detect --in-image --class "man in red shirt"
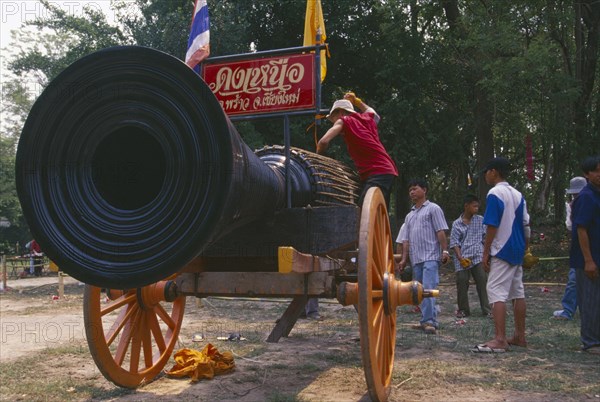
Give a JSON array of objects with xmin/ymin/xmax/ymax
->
[
  {"xmin": 317, "ymin": 93, "xmax": 398, "ymax": 208},
  {"xmin": 27, "ymin": 239, "xmax": 43, "ymax": 276}
]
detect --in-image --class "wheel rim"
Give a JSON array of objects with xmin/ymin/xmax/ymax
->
[
  {"xmin": 83, "ymin": 282, "xmax": 185, "ymax": 388},
  {"xmin": 358, "ymin": 187, "xmax": 396, "ymax": 402}
]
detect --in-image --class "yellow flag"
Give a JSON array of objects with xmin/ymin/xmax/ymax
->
[{"xmin": 303, "ymin": 0, "xmax": 327, "ymax": 82}]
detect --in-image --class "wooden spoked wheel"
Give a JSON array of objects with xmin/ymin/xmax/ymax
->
[
  {"xmin": 83, "ymin": 280, "xmax": 186, "ymax": 388},
  {"xmin": 358, "ymin": 187, "xmax": 396, "ymax": 402}
]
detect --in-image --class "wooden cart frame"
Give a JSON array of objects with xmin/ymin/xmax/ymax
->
[
  {"xmin": 16, "ymin": 46, "xmax": 439, "ymax": 402},
  {"xmin": 82, "ymin": 188, "xmax": 437, "ymax": 402}
]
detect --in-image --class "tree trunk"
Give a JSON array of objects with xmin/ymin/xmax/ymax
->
[
  {"xmin": 573, "ymin": 0, "xmax": 600, "ymax": 159},
  {"xmin": 474, "ymin": 83, "xmax": 495, "ymax": 205},
  {"xmin": 441, "ymin": 0, "xmax": 495, "ymax": 206},
  {"xmin": 533, "ymin": 151, "xmax": 552, "ymax": 214}
]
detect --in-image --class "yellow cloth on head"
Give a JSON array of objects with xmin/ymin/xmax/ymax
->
[{"xmin": 165, "ymin": 344, "xmax": 235, "ymax": 382}]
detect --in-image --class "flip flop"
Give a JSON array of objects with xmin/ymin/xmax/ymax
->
[
  {"xmin": 217, "ymin": 333, "xmax": 247, "ymax": 341},
  {"xmin": 585, "ymin": 346, "xmax": 600, "ymax": 355},
  {"xmin": 471, "ymin": 344, "xmax": 507, "ymax": 353}
]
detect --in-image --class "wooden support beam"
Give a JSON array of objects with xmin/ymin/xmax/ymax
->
[
  {"xmin": 58, "ymin": 272, "xmax": 65, "ymax": 298},
  {"xmin": 176, "ymin": 272, "xmax": 335, "ymax": 298},
  {"xmin": 266, "ymin": 295, "xmax": 308, "ymax": 343},
  {"xmin": 277, "ymin": 247, "xmax": 351, "ymax": 273}
]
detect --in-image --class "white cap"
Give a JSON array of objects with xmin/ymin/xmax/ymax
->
[
  {"xmin": 566, "ymin": 176, "xmax": 586, "ymax": 194},
  {"xmin": 326, "ymin": 99, "xmax": 356, "ymax": 119}
]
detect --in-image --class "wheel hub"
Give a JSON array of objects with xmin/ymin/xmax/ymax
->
[
  {"xmin": 136, "ymin": 280, "xmax": 178, "ymax": 310},
  {"xmin": 337, "ymin": 276, "xmax": 439, "ymax": 312}
]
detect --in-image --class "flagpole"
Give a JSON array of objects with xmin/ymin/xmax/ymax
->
[
  {"xmin": 315, "ymin": 30, "xmax": 322, "ymax": 116},
  {"xmin": 284, "ymin": 115, "xmax": 291, "ymax": 208}
]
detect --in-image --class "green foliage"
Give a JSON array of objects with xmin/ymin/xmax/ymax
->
[
  {"xmin": 9, "ymin": 0, "xmax": 125, "ymax": 83},
  {"xmin": 0, "ymin": 135, "xmax": 25, "ymax": 254},
  {"xmin": 2, "ymin": 0, "xmax": 600, "ymax": 234},
  {"xmin": 1, "ymin": 80, "xmax": 34, "ymax": 252},
  {"xmin": 118, "ymin": 0, "xmax": 189, "ymax": 57}
]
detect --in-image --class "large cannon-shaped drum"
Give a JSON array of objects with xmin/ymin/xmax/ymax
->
[
  {"xmin": 16, "ymin": 47, "xmax": 436, "ymax": 402},
  {"xmin": 16, "ymin": 46, "xmax": 359, "ymax": 289}
]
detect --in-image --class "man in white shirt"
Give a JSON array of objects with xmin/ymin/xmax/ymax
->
[{"xmin": 473, "ymin": 157, "xmax": 530, "ymax": 353}]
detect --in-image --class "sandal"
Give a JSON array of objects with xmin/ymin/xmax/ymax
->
[
  {"xmin": 585, "ymin": 346, "xmax": 600, "ymax": 355},
  {"xmin": 471, "ymin": 344, "xmax": 507, "ymax": 353}
]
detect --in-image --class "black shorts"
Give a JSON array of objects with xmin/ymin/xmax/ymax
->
[{"xmin": 358, "ymin": 174, "xmax": 396, "ymax": 209}]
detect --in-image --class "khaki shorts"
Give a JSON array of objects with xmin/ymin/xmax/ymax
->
[{"xmin": 486, "ymin": 257, "xmax": 525, "ymax": 303}]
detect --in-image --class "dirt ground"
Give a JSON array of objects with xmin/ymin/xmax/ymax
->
[{"xmin": 1, "ymin": 273, "xmax": 598, "ymax": 402}]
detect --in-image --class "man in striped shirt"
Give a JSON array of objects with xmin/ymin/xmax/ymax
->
[
  {"xmin": 450, "ymin": 194, "xmax": 490, "ymax": 318},
  {"xmin": 399, "ymin": 179, "xmax": 449, "ymax": 335}
]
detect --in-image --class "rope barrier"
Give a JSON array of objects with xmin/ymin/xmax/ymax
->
[{"xmin": 437, "ymin": 282, "xmax": 568, "ymax": 287}]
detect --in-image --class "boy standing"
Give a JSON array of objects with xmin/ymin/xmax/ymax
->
[
  {"xmin": 473, "ymin": 157, "xmax": 530, "ymax": 353},
  {"xmin": 450, "ymin": 195, "xmax": 491, "ymax": 318}
]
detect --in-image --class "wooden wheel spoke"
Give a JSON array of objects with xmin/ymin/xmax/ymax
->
[
  {"xmin": 141, "ymin": 312, "xmax": 154, "ymax": 369},
  {"xmin": 377, "ymin": 212, "xmax": 392, "ymax": 276},
  {"xmin": 375, "ymin": 313, "xmax": 393, "ymax": 384},
  {"xmin": 129, "ymin": 310, "xmax": 143, "ymax": 373},
  {"xmin": 154, "ymin": 303, "xmax": 176, "ymax": 329},
  {"xmin": 373, "ymin": 301, "xmax": 384, "ymax": 348},
  {"xmin": 101, "ymin": 293, "xmax": 136, "ymax": 316},
  {"xmin": 380, "ymin": 316, "xmax": 392, "ymax": 354},
  {"xmin": 106, "ymin": 303, "xmax": 137, "ymax": 347},
  {"xmin": 376, "ymin": 324, "xmax": 386, "ymax": 370},
  {"xmin": 381, "ymin": 333, "xmax": 390, "ymax": 380},
  {"xmin": 373, "ymin": 223, "xmax": 384, "ymax": 265},
  {"xmin": 370, "ymin": 256, "xmax": 384, "ymax": 289},
  {"xmin": 148, "ymin": 308, "xmax": 167, "ymax": 355},
  {"xmin": 371, "ymin": 289, "xmax": 383, "ymax": 299},
  {"xmin": 114, "ymin": 310, "xmax": 137, "ymax": 366}
]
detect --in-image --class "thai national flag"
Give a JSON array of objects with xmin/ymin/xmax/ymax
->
[{"xmin": 185, "ymin": 0, "xmax": 210, "ymax": 73}]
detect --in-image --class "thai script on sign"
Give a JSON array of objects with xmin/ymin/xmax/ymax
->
[{"xmin": 203, "ymin": 53, "xmax": 316, "ymax": 116}]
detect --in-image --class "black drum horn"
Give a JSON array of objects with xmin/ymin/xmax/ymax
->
[{"xmin": 16, "ymin": 46, "xmax": 358, "ymax": 289}]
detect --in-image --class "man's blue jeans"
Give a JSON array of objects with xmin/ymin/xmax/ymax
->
[
  {"xmin": 413, "ymin": 260, "xmax": 440, "ymax": 328},
  {"xmin": 560, "ymin": 268, "xmax": 578, "ymax": 318}
]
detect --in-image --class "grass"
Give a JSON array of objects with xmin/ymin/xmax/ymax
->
[
  {"xmin": 1, "ymin": 241, "xmax": 599, "ymax": 401},
  {"xmin": 180, "ymin": 279, "xmax": 600, "ymax": 399},
  {"xmin": 390, "ymin": 267, "xmax": 600, "ymax": 398},
  {"xmin": 321, "ymin": 348, "xmax": 362, "ymax": 365},
  {"xmin": 265, "ymin": 390, "xmax": 307, "ymax": 402},
  {"xmin": 0, "ymin": 344, "xmax": 133, "ymax": 401}
]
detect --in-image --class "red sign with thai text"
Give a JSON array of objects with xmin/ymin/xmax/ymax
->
[{"xmin": 202, "ymin": 53, "xmax": 316, "ymax": 116}]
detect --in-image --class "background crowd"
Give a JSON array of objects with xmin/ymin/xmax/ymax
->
[{"xmin": 395, "ymin": 155, "xmax": 600, "ymax": 355}]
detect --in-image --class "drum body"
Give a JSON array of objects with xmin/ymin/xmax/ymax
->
[
  {"xmin": 201, "ymin": 147, "xmax": 361, "ymax": 268},
  {"xmin": 257, "ymin": 145, "xmax": 359, "ymax": 207}
]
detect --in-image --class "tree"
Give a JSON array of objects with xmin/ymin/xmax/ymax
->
[
  {"xmin": 9, "ymin": 0, "xmax": 126, "ymax": 84},
  {"xmin": 4, "ymin": 0, "xmax": 598, "ymax": 232},
  {"xmin": 572, "ymin": 0, "xmax": 600, "ymax": 160},
  {"xmin": 0, "ymin": 80, "xmax": 35, "ymax": 252}
]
